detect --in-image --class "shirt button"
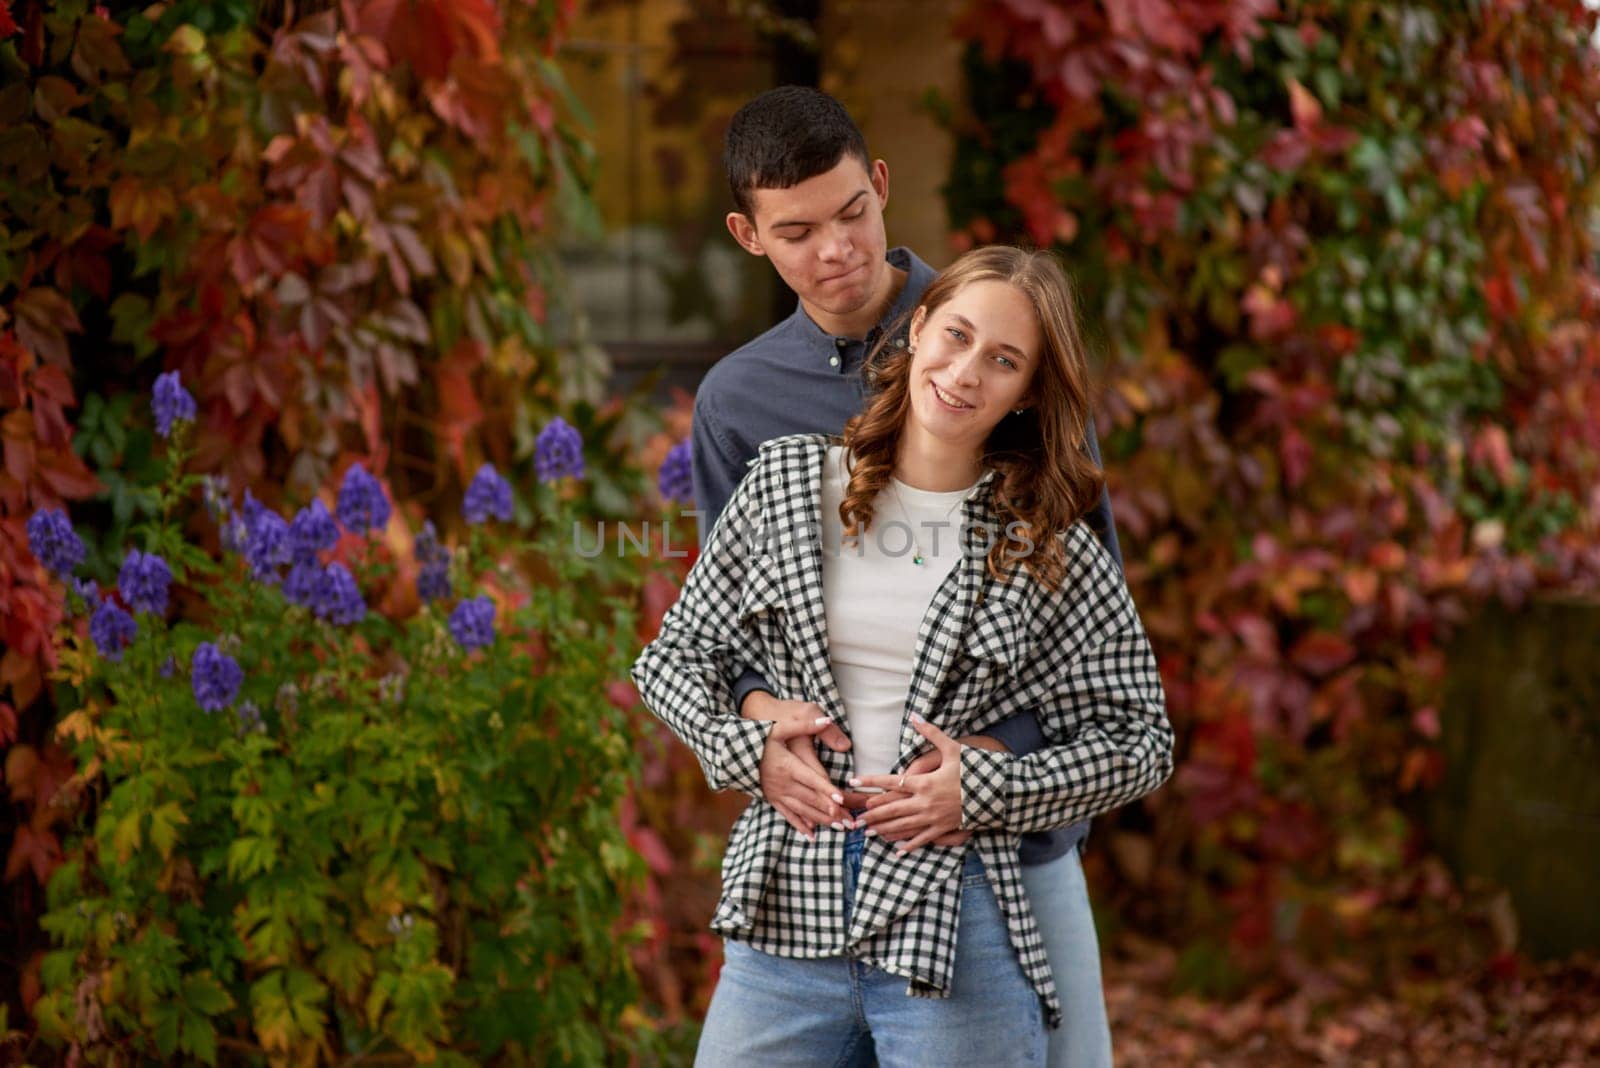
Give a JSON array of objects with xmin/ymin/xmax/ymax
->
[
  {"xmin": 829, "ymin": 356, "xmax": 839, "ymax": 367},
  {"xmin": 894, "ymin": 338, "xmax": 906, "ymax": 348},
  {"xmin": 835, "ymin": 337, "xmax": 848, "ymax": 347}
]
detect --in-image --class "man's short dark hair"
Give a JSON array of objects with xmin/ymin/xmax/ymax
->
[{"xmin": 724, "ymin": 86, "xmax": 870, "ymax": 220}]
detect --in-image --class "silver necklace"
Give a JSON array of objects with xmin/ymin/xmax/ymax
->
[{"xmin": 886, "ymin": 479, "xmax": 968, "ymax": 566}]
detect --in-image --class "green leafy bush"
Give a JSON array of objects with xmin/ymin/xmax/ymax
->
[
  {"xmin": 28, "ymin": 390, "xmax": 642, "ymax": 1064},
  {"xmin": 1, "ymin": 0, "xmax": 652, "ymax": 1045}
]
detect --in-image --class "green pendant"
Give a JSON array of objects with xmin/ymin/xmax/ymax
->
[{"xmin": 913, "ymin": 554, "xmax": 925, "ymax": 565}]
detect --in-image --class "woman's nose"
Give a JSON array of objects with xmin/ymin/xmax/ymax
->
[{"xmin": 948, "ymin": 349, "xmax": 983, "ymax": 385}]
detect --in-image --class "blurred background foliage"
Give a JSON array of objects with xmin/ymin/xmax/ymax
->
[
  {"xmin": 942, "ymin": 0, "xmax": 1600, "ymax": 996},
  {"xmin": 4, "ymin": 0, "xmax": 1600, "ymax": 1062}
]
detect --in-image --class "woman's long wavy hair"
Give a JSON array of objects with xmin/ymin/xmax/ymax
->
[{"xmin": 839, "ymin": 246, "xmax": 1102, "ymax": 591}]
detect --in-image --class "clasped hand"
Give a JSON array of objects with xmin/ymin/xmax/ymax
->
[{"xmin": 741, "ymin": 693, "xmax": 986, "ymax": 852}]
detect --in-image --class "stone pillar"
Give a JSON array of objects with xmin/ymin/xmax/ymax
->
[{"xmin": 1431, "ymin": 596, "xmax": 1600, "ymax": 959}]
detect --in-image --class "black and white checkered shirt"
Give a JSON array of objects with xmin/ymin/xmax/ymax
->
[{"xmin": 631, "ymin": 434, "xmax": 1172, "ymax": 1026}]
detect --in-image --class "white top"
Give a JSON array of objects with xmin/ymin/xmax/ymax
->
[{"xmin": 819, "ymin": 446, "xmax": 977, "ymax": 776}]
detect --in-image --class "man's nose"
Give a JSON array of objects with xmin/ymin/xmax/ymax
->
[{"xmin": 819, "ymin": 222, "xmax": 853, "ymax": 262}]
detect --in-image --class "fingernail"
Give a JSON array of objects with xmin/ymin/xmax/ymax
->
[
  {"xmin": 831, "ymin": 821, "xmax": 843, "ymax": 831},
  {"xmin": 814, "ymin": 716, "xmax": 830, "ymax": 725},
  {"xmin": 848, "ymin": 777, "xmax": 861, "ymax": 787},
  {"xmin": 831, "ymin": 792, "xmax": 844, "ymax": 804},
  {"xmin": 911, "ymin": 712, "xmax": 926, "ymax": 724},
  {"xmin": 865, "ymin": 829, "xmax": 877, "ymax": 838}
]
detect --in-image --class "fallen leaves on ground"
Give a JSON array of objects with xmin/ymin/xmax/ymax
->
[{"xmin": 1105, "ymin": 938, "xmax": 1600, "ymax": 1066}]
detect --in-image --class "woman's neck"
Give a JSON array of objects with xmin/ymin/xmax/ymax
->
[{"xmin": 892, "ymin": 432, "xmax": 982, "ymax": 492}]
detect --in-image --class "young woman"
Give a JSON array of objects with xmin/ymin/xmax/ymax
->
[{"xmin": 632, "ymin": 246, "xmax": 1173, "ymax": 1067}]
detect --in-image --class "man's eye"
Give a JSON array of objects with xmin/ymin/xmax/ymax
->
[{"xmin": 844, "ymin": 209, "xmax": 865, "ymax": 221}]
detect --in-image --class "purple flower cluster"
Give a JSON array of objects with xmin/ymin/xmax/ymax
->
[
  {"xmin": 658, "ymin": 440, "xmax": 693, "ymax": 504},
  {"xmin": 118, "ymin": 549, "xmax": 172, "ymax": 615},
  {"xmin": 289, "ymin": 499, "xmax": 339, "ymax": 565},
  {"xmin": 89, "ymin": 599, "xmax": 137, "ymax": 662},
  {"xmin": 284, "ymin": 561, "xmax": 322, "ymax": 608},
  {"xmin": 415, "ymin": 521, "xmax": 451, "ymax": 604},
  {"xmin": 336, "ymin": 464, "xmax": 391, "ymax": 534},
  {"xmin": 26, "ymin": 508, "xmax": 86, "ymax": 577},
  {"xmin": 282, "ymin": 560, "xmax": 366, "ymax": 625},
  {"xmin": 151, "ymin": 370, "xmax": 197, "ymax": 438},
  {"xmin": 312, "ymin": 563, "xmax": 366, "ymax": 625},
  {"xmin": 448, "ymin": 595, "xmax": 495, "ymax": 651},
  {"xmin": 235, "ymin": 701, "xmax": 265, "ymax": 737},
  {"xmin": 534, "ymin": 417, "xmax": 584, "ymax": 482},
  {"xmin": 222, "ymin": 508, "xmax": 249, "ymax": 556},
  {"xmin": 191, "ymin": 642, "xmax": 243, "ymax": 712},
  {"xmin": 201, "ymin": 474, "xmax": 230, "ymax": 520},
  {"xmin": 463, "ymin": 463, "xmax": 514, "ymax": 524},
  {"xmin": 244, "ymin": 505, "xmax": 291, "ymax": 582}
]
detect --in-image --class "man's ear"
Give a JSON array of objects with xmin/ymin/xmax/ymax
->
[
  {"xmin": 726, "ymin": 212, "xmax": 765, "ymax": 257},
  {"xmin": 871, "ymin": 158, "xmax": 889, "ymax": 210}
]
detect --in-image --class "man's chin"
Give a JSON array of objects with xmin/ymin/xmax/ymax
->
[{"xmin": 808, "ymin": 281, "xmax": 876, "ymax": 316}]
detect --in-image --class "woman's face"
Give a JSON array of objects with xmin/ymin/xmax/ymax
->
[{"xmin": 905, "ymin": 279, "xmax": 1042, "ymax": 454}]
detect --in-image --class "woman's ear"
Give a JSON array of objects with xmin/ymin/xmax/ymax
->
[{"xmin": 908, "ymin": 305, "xmax": 927, "ymax": 349}]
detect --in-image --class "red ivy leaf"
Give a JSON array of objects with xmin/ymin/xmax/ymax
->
[
  {"xmin": 356, "ymin": 0, "xmax": 500, "ymax": 83},
  {"xmin": 628, "ymin": 826, "xmax": 674, "ymax": 876},
  {"xmin": 4, "ymin": 744, "xmax": 38, "ymax": 802},
  {"xmin": 1289, "ymin": 631, "xmax": 1357, "ymax": 677},
  {"xmin": 12, "ymin": 288, "xmax": 81, "ymax": 366},
  {"xmin": 4, "ymin": 822, "xmax": 62, "ymax": 884}
]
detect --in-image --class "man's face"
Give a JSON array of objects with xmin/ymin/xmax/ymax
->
[{"xmin": 727, "ymin": 156, "xmax": 891, "ymax": 321}]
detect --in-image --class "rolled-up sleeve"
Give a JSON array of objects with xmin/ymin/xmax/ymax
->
[
  {"xmin": 632, "ymin": 459, "xmax": 773, "ymax": 795},
  {"xmin": 958, "ymin": 539, "xmax": 1173, "ymax": 834}
]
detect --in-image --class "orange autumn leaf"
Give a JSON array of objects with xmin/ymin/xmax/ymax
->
[{"xmin": 108, "ymin": 176, "xmax": 178, "ymax": 240}]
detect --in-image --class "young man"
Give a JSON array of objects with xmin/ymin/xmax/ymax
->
[{"xmin": 689, "ymin": 86, "xmax": 1120, "ymax": 1068}]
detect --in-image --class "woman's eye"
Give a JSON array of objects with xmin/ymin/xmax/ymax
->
[
  {"xmin": 995, "ymin": 355, "xmax": 1016, "ymax": 370},
  {"xmin": 946, "ymin": 328, "xmax": 966, "ymax": 342}
]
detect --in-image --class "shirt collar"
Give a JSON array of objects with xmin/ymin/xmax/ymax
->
[{"xmin": 788, "ymin": 247, "xmax": 937, "ymax": 371}]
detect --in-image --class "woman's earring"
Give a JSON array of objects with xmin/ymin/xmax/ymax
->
[
  {"xmin": 908, "ymin": 343, "xmax": 916, "ymax": 354},
  {"xmin": 1012, "ymin": 407, "xmax": 1026, "ymax": 415}
]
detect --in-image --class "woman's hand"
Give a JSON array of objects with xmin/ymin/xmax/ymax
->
[
  {"xmin": 849, "ymin": 715, "xmax": 969, "ymax": 853},
  {"xmin": 742, "ymin": 692, "xmax": 852, "ymax": 840}
]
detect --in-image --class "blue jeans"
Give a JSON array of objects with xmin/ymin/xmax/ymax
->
[
  {"xmin": 1021, "ymin": 847, "xmax": 1113, "ymax": 1068},
  {"xmin": 695, "ymin": 829, "xmax": 1045, "ymax": 1067}
]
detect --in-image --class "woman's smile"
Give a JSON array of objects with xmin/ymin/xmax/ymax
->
[{"xmin": 931, "ymin": 382, "xmax": 975, "ymax": 411}]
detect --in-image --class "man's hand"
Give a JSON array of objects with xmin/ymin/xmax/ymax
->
[
  {"xmin": 740, "ymin": 689, "xmax": 852, "ymax": 751},
  {"xmin": 741, "ymin": 690, "xmax": 852, "ymax": 839},
  {"xmin": 853, "ymin": 723, "xmax": 1011, "ymax": 850}
]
